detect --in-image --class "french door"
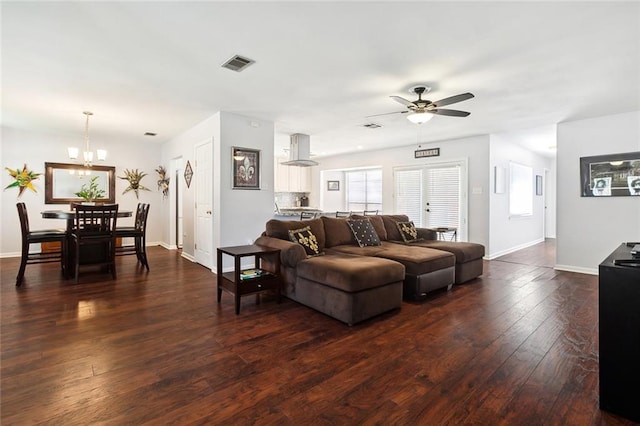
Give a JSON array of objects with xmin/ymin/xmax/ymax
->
[{"xmin": 394, "ymin": 160, "xmax": 468, "ymax": 241}]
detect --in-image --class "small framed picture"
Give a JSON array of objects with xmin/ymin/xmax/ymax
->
[
  {"xmin": 327, "ymin": 180, "xmax": 340, "ymax": 191},
  {"xmin": 232, "ymin": 147, "xmax": 260, "ymax": 190},
  {"xmin": 536, "ymin": 175, "xmax": 543, "ymax": 196}
]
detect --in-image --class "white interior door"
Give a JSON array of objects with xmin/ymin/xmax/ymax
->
[{"xmin": 195, "ymin": 139, "xmax": 213, "ymax": 269}]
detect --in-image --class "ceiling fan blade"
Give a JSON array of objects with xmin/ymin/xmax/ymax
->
[
  {"xmin": 431, "ymin": 108, "xmax": 470, "ymax": 117},
  {"xmin": 365, "ymin": 110, "xmax": 408, "ymax": 118},
  {"xmin": 390, "ymin": 96, "xmax": 415, "ymax": 107},
  {"xmin": 431, "ymin": 92, "xmax": 474, "ymax": 108}
]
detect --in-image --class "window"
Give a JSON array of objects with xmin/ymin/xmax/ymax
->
[
  {"xmin": 509, "ymin": 162, "xmax": 533, "ymax": 217},
  {"xmin": 346, "ymin": 169, "xmax": 382, "ymax": 212}
]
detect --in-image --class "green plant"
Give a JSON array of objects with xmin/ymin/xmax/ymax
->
[{"xmin": 75, "ymin": 176, "xmax": 105, "ymax": 202}]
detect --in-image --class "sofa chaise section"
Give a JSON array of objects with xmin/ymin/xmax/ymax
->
[{"xmin": 256, "ymin": 218, "xmax": 405, "ymax": 325}]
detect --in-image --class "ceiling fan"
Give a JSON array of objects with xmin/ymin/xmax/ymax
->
[{"xmin": 369, "ymin": 86, "xmax": 474, "ymax": 124}]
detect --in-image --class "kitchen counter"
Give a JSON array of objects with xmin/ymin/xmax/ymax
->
[
  {"xmin": 274, "ymin": 207, "xmax": 322, "ymax": 220},
  {"xmin": 278, "ymin": 207, "xmax": 321, "ymax": 212}
]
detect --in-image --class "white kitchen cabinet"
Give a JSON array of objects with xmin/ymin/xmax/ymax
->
[
  {"xmin": 274, "ymin": 158, "xmax": 289, "ymax": 192},
  {"xmin": 274, "ymin": 158, "xmax": 311, "ymax": 192},
  {"xmin": 297, "ymin": 166, "xmax": 311, "ymax": 192}
]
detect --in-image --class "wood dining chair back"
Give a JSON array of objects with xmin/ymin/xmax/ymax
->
[
  {"xmin": 335, "ymin": 211, "xmax": 351, "ymax": 218},
  {"xmin": 16, "ymin": 202, "xmax": 67, "ymax": 286},
  {"xmin": 71, "ymin": 204, "xmax": 119, "ymax": 283},
  {"xmin": 300, "ymin": 211, "xmax": 316, "ymax": 220},
  {"xmin": 115, "ymin": 203, "xmax": 150, "ymax": 270}
]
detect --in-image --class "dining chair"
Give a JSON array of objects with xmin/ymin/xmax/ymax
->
[
  {"xmin": 363, "ymin": 210, "xmax": 379, "ymax": 216},
  {"xmin": 71, "ymin": 204, "xmax": 119, "ymax": 283},
  {"xmin": 300, "ymin": 211, "xmax": 316, "ymax": 220},
  {"xmin": 16, "ymin": 203, "xmax": 68, "ymax": 286},
  {"xmin": 335, "ymin": 211, "xmax": 351, "ymax": 218},
  {"xmin": 115, "ymin": 203, "xmax": 150, "ymax": 270}
]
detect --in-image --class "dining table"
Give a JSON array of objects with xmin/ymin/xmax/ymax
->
[{"xmin": 41, "ymin": 209, "xmax": 132, "ymax": 278}]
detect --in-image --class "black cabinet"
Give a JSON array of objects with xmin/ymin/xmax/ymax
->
[{"xmin": 599, "ymin": 243, "xmax": 640, "ymax": 422}]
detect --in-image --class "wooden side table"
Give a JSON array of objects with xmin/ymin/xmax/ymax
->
[{"xmin": 216, "ymin": 244, "xmax": 282, "ymax": 314}]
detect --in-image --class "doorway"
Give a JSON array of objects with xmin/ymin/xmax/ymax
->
[{"xmin": 169, "ymin": 156, "xmax": 184, "ymax": 250}]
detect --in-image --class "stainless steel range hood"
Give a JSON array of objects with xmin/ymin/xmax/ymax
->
[{"xmin": 281, "ymin": 133, "xmax": 319, "ymax": 167}]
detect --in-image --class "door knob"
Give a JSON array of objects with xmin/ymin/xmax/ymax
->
[{"xmin": 206, "ymin": 210, "xmax": 212, "ymax": 215}]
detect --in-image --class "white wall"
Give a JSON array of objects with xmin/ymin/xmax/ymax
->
[
  {"xmin": 488, "ymin": 129, "xmax": 554, "ymax": 258},
  {"xmin": 545, "ymin": 157, "xmax": 557, "ymax": 238},
  {"xmin": 160, "ymin": 112, "xmax": 275, "ymax": 271},
  {"xmin": 160, "ymin": 114, "xmax": 220, "ymax": 259},
  {"xmin": 320, "ymin": 170, "xmax": 345, "ymax": 213},
  {"xmin": 1, "ymin": 126, "xmax": 162, "ymax": 256},
  {"xmin": 311, "ymin": 135, "xmax": 491, "ymax": 248},
  {"xmin": 556, "ymin": 111, "xmax": 640, "ymax": 274},
  {"xmin": 217, "ymin": 112, "xmax": 275, "ymax": 252}
]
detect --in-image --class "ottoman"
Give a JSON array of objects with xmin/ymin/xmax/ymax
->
[
  {"xmin": 413, "ymin": 240, "xmax": 485, "ymax": 284},
  {"xmin": 293, "ymin": 254, "xmax": 405, "ymax": 326},
  {"xmin": 373, "ymin": 244, "xmax": 456, "ymax": 300}
]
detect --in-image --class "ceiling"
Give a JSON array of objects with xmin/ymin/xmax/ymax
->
[{"xmin": 2, "ymin": 2, "xmax": 639, "ymax": 159}]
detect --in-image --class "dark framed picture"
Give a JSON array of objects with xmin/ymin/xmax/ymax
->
[
  {"xmin": 536, "ymin": 175, "xmax": 543, "ymax": 196},
  {"xmin": 232, "ymin": 147, "xmax": 260, "ymax": 190},
  {"xmin": 327, "ymin": 180, "xmax": 340, "ymax": 191},
  {"xmin": 580, "ymin": 151, "xmax": 640, "ymax": 197}
]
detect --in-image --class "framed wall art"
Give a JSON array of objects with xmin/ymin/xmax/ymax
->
[
  {"xmin": 232, "ymin": 147, "xmax": 260, "ymax": 190},
  {"xmin": 580, "ymin": 151, "xmax": 640, "ymax": 197},
  {"xmin": 184, "ymin": 160, "xmax": 193, "ymax": 189},
  {"xmin": 536, "ymin": 175, "xmax": 543, "ymax": 196},
  {"xmin": 327, "ymin": 180, "xmax": 340, "ymax": 191}
]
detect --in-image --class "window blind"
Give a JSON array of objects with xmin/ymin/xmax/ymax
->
[
  {"xmin": 394, "ymin": 169, "xmax": 423, "ymax": 226},
  {"xmin": 346, "ymin": 169, "xmax": 382, "ymax": 212},
  {"xmin": 425, "ymin": 166, "xmax": 460, "ymax": 229}
]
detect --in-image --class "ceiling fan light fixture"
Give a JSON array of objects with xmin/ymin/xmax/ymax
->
[{"xmin": 407, "ymin": 111, "xmax": 434, "ymax": 124}]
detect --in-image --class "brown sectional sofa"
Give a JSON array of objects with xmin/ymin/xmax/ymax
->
[{"xmin": 255, "ymin": 214, "xmax": 484, "ymax": 325}]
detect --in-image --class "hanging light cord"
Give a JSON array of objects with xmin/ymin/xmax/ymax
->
[{"xmin": 84, "ymin": 111, "xmax": 93, "ymax": 166}]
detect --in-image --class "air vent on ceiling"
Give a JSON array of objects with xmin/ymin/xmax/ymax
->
[
  {"xmin": 363, "ymin": 123, "xmax": 382, "ymax": 129},
  {"xmin": 221, "ymin": 55, "xmax": 255, "ymax": 72},
  {"xmin": 144, "ymin": 132, "xmax": 157, "ymax": 136}
]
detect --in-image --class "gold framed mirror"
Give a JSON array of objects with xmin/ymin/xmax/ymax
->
[{"xmin": 44, "ymin": 162, "xmax": 116, "ymax": 204}]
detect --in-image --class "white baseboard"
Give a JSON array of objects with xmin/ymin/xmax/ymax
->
[
  {"xmin": 0, "ymin": 252, "xmax": 21, "ymax": 259},
  {"xmin": 181, "ymin": 252, "xmax": 196, "ymax": 262},
  {"xmin": 554, "ymin": 264, "xmax": 598, "ymax": 276},
  {"xmin": 486, "ymin": 237, "xmax": 545, "ymax": 260}
]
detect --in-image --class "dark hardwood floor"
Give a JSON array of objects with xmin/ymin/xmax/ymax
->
[{"xmin": 0, "ymin": 241, "xmax": 635, "ymax": 425}]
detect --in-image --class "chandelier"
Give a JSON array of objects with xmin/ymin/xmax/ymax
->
[{"xmin": 68, "ymin": 111, "xmax": 106, "ymax": 167}]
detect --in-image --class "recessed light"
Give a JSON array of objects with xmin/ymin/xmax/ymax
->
[{"xmin": 357, "ymin": 145, "xmax": 363, "ymax": 150}]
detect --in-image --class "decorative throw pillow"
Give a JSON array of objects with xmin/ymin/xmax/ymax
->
[
  {"xmin": 288, "ymin": 226, "xmax": 323, "ymax": 257},
  {"xmin": 347, "ymin": 219, "xmax": 381, "ymax": 248},
  {"xmin": 396, "ymin": 221, "xmax": 423, "ymax": 243}
]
